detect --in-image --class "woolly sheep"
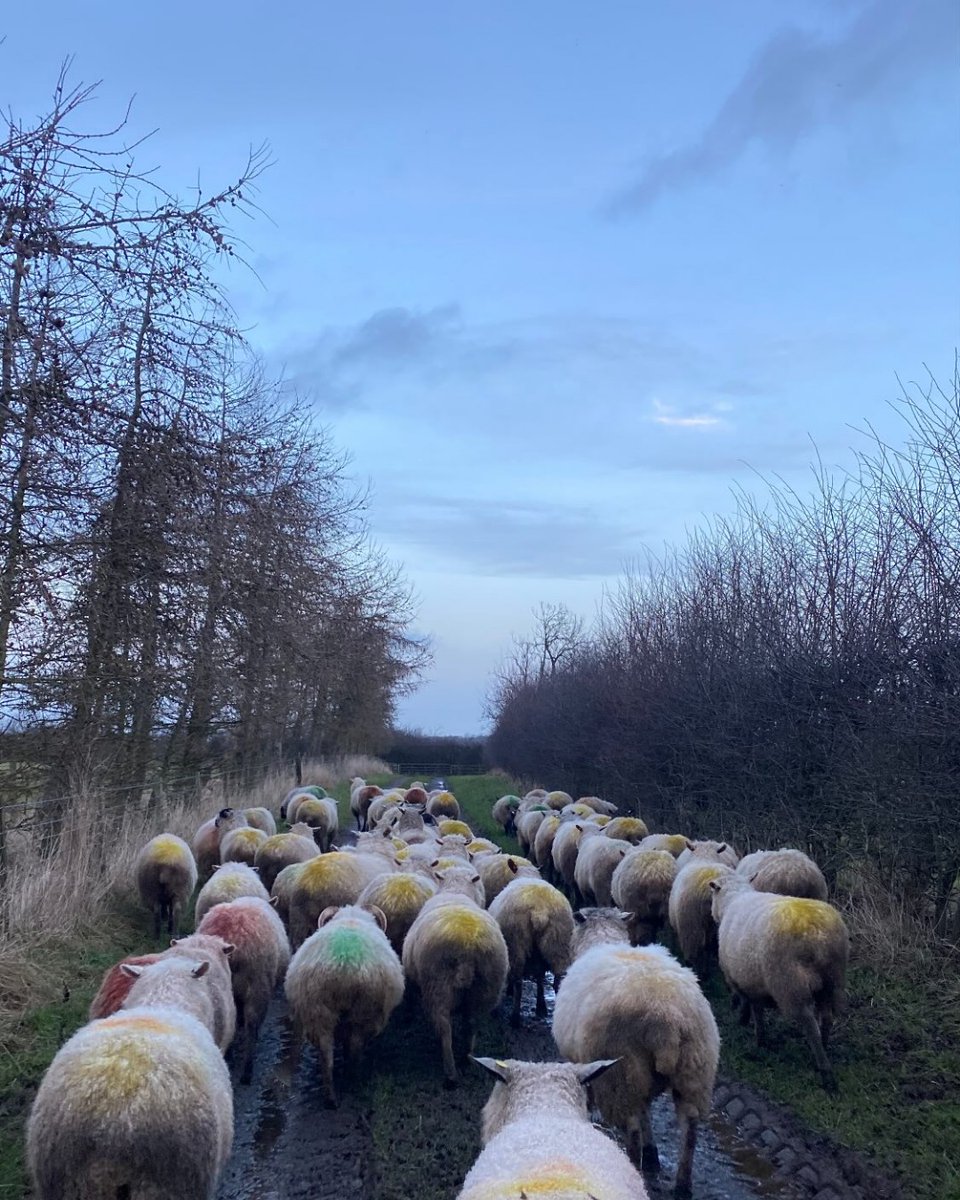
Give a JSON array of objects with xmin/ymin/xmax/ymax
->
[
  {"xmin": 515, "ymin": 806, "xmax": 550, "ymax": 856},
  {"xmin": 356, "ymin": 870, "xmax": 438, "ymax": 954},
  {"xmin": 166, "ymin": 932, "xmax": 238, "ymax": 1053},
  {"xmin": 285, "ymin": 904, "xmax": 404, "ymax": 1105},
  {"xmin": 244, "ymin": 806, "xmax": 277, "ymax": 836},
  {"xmin": 287, "ymin": 849, "xmax": 390, "ymax": 948},
  {"xmin": 284, "ymin": 790, "xmax": 322, "ymax": 825},
  {"xmin": 366, "ymin": 794, "xmax": 402, "ymax": 829},
  {"xmin": 134, "ymin": 833, "xmax": 198, "ymax": 938},
  {"xmin": 611, "ymin": 849, "xmax": 678, "ymax": 945},
  {"xmin": 426, "ymin": 790, "xmax": 461, "ymax": 821},
  {"xmin": 532, "ymin": 813, "xmax": 562, "ymax": 880},
  {"xmin": 466, "ymin": 837, "xmax": 501, "ymax": 858},
  {"xmin": 88, "ymin": 952, "xmax": 163, "ymax": 1021},
  {"xmin": 477, "ymin": 854, "xmax": 540, "ymax": 906},
  {"xmin": 26, "ymin": 1005, "xmax": 233, "ymax": 1200},
  {"xmin": 219, "ymin": 825, "xmax": 268, "ymax": 867},
  {"xmin": 198, "ymin": 896, "xmax": 291, "ymax": 1083},
  {"xmin": 491, "ymin": 793, "xmax": 522, "ymax": 835},
  {"xmin": 574, "ymin": 836, "xmax": 632, "ymax": 907},
  {"xmin": 458, "ymin": 1058, "xmax": 647, "ymax": 1200},
  {"xmin": 544, "ymin": 790, "xmax": 574, "ymax": 810},
  {"xmin": 280, "ymin": 785, "xmax": 324, "ymax": 821},
  {"xmin": 120, "ymin": 955, "xmax": 222, "ymax": 1042},
  {"xmin": 560, "ymin": 802, "xmax": 597, "ymax": 820},
  {"xmin": 433, "ymin": 863, "xmax": 486, "ymax": 906},
  {"xmin": 603, "ymin": 816, "xmax": 650, "ymax": 844},
  {"xmin": 271, "ymin": 860, "xmax": 308, "ymax": 925},
  {"xmin": 737, "ymin": 848, "xmax": 829, "ymax": 901},
  {"xmin": 195, "ymin": 861, "xmax": 270, "ymax": 926},
  {"xmin": 553, "ymin": 909, "xmax": 719, "ymax": 1197},
  {"xmin": 403, "ymin": 893, "xmax": 508, "ymax": 1084},
  {"xmin": 489, "ymin": 878, "xmax": 573, "ymax": 1025},
  {"xmin": 438, "ymin": 818, "xmax": 473, "ymax": 839},
  {"xmin": 710, "ymin": 873, "xmax": 849, "ymax": 1091},
  {"xmin": 293, "ymin": 796, "xmax": 339, "ymax": 853},
  {"xmin": 668, "ymin": 861, "xmax": 735, "ymax": 972},
  {"xmin": 637, "ymin": 833, "xmax": 690, "ymax": 859},
  {"xmin": 676, "ymin": 839, "xmax": 740, "ymax": 869},
  {"xmin": 254, "ymin": 825, "xmax": 320, "ymax": 891},
  {"xmin": 350, "ymin": 783, "xmax": 383, "ymax": 831},
  {"xmin": 192, "ymin": 807, "xmax": 249, "ymax": 881},
  {"xmin": 577, "ymin": 794, "xmax": 619, "ymax": 816},
  {"xmin": 551, "ymin": 820, "xmax": 600, "ymax": 899}
]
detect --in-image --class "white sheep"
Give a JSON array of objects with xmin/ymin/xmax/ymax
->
[
  {"xmin": 611, "ymin": 848, "xmax": 678, "ymax": 945},
  {"xmin": 26, "ymin": 1005, "xmax": 233, "ymax": 1200},
  {"xmin": 134, "ymin": 833, "xmax": 197, "ymax": 938},
  {"xmin": 402, "ymin": 893, "xmax": 508, "ymax": 1084},
  {"xmin": 458, "ymin": 1058, "xmax": 647, "ymax": 1200},
  {"xmin": 553, "ymin": 908, "xmax": 719, "ymax": 1197},
  {"xmin": 476, "ymin": 854, "xmax": 540, "ymax": 906},
  {"xmin": 676, "ymin": 839, "xmax": 740, "ymax": 869},
  {"xmin": 489, "ymin": 878, "xmax": 573, "ymax": 1025},
  {"xmin": 166, "ymin": 932, "xmax": 238, "ymax": 1054},
  {"xmin": 194, "ymin": 860, "xmax": 270, "ymax": 926},
  {"xmin": 668, "ymin": 860, "xmax": 735, "ymax": 972},
  {"xmin": 551, "ymin": 820, "xmax": 600, "ymax": 900},
  {"xmin": 287, "ymin": 849, "xmax": 391, "ymax": 948},
  {"xmin": 515, "ymin": 806, "xmax": 551, "ymax": 856},
  {"xmin": 218, "ymin": 825, "xmax": 268, "ymax": 868},
  {"xmin": 710, "ymin": 872, "xmax": 849, "ymax": 1091},
  {"xmin": 574, "ymin": 835, "xmax": 632, "ymax": 906},
  {"xmin": 285, "ymin": 904, "xmax": 404, "ymax": 1105},
  {"xmin": 737, "ymin": 847, "xmax": 828, "ymax": 900}
]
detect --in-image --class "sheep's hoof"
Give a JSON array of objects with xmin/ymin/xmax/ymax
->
[
  {"xmin": 443, "ymin": 1076, "xmax": 458, "ymax": 1091},
  {"xmin": 641, "ymin": 1146, "xmax": 660, "ymax": 1173}
]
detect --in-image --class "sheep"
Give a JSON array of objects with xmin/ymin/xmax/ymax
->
[
  {"xmin": 426, "ymin": 790, "xmax": 461, "ymax": 821},
  {"xmin": 198, "ymin": 896, "xmax": 291, "ymax": 1083},
  {"xmin": 676, "ymin": 839, "xmax": 740, "ymax": 869},
  {"xmin": 611, "ymin": 849, "xmax": 678, "ymax": 945},
  {"xmin": 287, "ymin": 849, "xmax": 390, "ymax": 948},
  {"xmin": 551, "ymin": 820, "xmax": 600, "ymax": 900},
  {"xmin": 489, "ymin": 878, "xmax": 573, "ymax": 1025},
  {"xmin": 194, "ymin": 860, "xmax": 270, "ymax": 926},
  {"xmin": 253, "ymin": 824, "xmax": 320, "ymax": 891},
  {"xmin": 88, "ymin": 952, "xmax": 163, "ymax": 1020},
  {"xmin": 402, "ymin": 893, "xmax": 508, "ymax": 1084},
  {"xmin": 668, "ymin": 861, "xmax": 735, "ymax": 972},
  {"xmin": 577, "ymin": 794, "xmax": 619, "ymax": 816},
  {"xmin": 244, "ymin": 806, "xmax": 277, "ymax": 836},
  {"xmin": 544, "ymin": 790, "xmax": 574, "ymax": 810},
  {"xmin": 280, "ymin": 786, "xmax": 324, "ymax": 821},
  {"xmin": 404, "ymin": 784, "xmax": 429, "ymax": 807},
  {"xmin": 438, "ymin": 818, "xmax": 473, "ymax": 839},
  {"xmin": 271, "ymin": 860, "xmax": 308, "ymax": 926},
  {"xmin": 603, "ymin": 816, "xmax": 650, "ymax": 843},
  {"xmin": 285, "ymin": 904, "xmax": 404, "ymax": 1105},
  {"xmin": 491, "ymin": 793, "xmax": 522, "ymax": 835},
  {"xmin": 476, "ymin": 854, "xmax": 540, "ymax": 906},
  {"xmin": 737, "ymin": 847, "xmax": 829, "ymax": 901},
  {"xmin": 367, "ymin": 794, "xmax": 402, "ymax": 829},
  {"xmin": 434, "ymin": 864, "xmax": 487, "ymax": 906},
  {"xmin": 532, "ymin": 813, "xmax": 562, "ymax": 880},
  {"xmin": 574, "ymin": 836, "xmax": 632, "ymax": 907},
  {"xmin": 120, "ymin": 954, "xmax": 223, "ymax": 1041},
  {"xmin": 710, "ymin": 873, "xmax": 849, "ymax": 1091},
  {"xmin": 166, "ymin": 932, "xmax": 238, "ymax": 1053},
  {"xmin": 356, "ymin": 870, "xmax": 438, "ymax": 954},
  {"xmin": 219, "ymin": 825, "xmax": 268, "ymax": 867},
  {"xmin": 458, "ymin": 1058, "xmax": 647, "ymax": 1200},
  {"xmin": 350, "ymin": 782, "xmax": 383, "ymax": 831},
  {"xmin": 293, "ymin": 796, "xmax": 339, "ymax": 852},
  {"xmin": 466, "ymin": 837, "xmax": 501, "ymax": 858},
  {"xmin": 516, "ymin": 806, "xmax": 552, "ymax": 856},
  {"xmin": 192, "ymin": 807, "xmax": 249, "ymax": 881},
  {"xmin": 637, "ymin": 833, "xmax": 690, "ymax": 859},
  {"xmin": 553, "ymin": 908, "xmax": 719, "ymax": 1197},
  {"xmin": 134, "ymin": 833, "xmax": 198, "ymax": 938},
  {"xmin": 26, "ymin": 1006, "xmax": 233, "ymax": 1200},
  {"xmin": 560, "ymin": 802, "xmax": 597, "ymax": 820}
]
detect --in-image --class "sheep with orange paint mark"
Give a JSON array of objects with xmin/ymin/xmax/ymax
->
[
  {"xmin": 402, "ymin": 892, "xmax": 508, "ymax": 1085},
  {"xmin": 134, "ymin": 833, "xmax": 197, "ymax": 938},
  {"xmin": 458, "ymin": 1057, "xmax": 647, "ymax": 1200},
  {"xmin": 285, "ymin": 904, "xmax": 404, "ymax": 1106},
  {"xmin": 710, "ymin": 872, "xmax": 849, "ymax": 1091}
]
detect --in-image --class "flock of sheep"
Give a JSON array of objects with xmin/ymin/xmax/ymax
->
[{"xmin": 23, "ymin": 778, "xmax": 850, "ymax": 1200}]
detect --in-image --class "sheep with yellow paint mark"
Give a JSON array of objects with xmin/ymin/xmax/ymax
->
[
  {"xmin": 27, "ymin": 1005, "xmax": 232, "ymax": 1198},
  {"xmin": 253, "ymin": 823, "xmax": 320, "ymax": 891},
  {"xmin": 426, "ymin": 790, "xmax": 461, "ymax": 821},
  {"xmin": 710, "ymin": 872, "xmax": 849, "ymax": 1092},
  {"xmin": 575, "ymin": 835, "xmax": 632, "ymax": 907},
  {"xmin": 603, "ymin": 816, "xmax": 649, "ymax": 844},
  {"xmin": 402, "ymin": 893, "xmax": 508, "ymax": 1085},
  {"xmin": 287, "ymin": 849, "xmax": 391, "ymax": 948},
  {"xmin": 458, "ymin": 1058, "xmax": 647, "ymax": 1200},
  {"xmin": 195, "ymin": 860, "xmax": 270, "ymax": 926},
  {"xmin": 668, "ymin": 860, "xmax": 735, "ymax": 972},
  {"xmin": 544, "ymin": 790, "xmax": 574, "ymax": 810},
  {"xmin": 737, "ymin": 847, "xmax": 829, "ymax": 900},
  {"xmin": 285, "ymin": 904, "xmax": 403, "ymax": 1105},
  {"xmin": 612, "ymin": 848, "xmax": 678, "ymax": 945},
  {"xmin": 577, "ymin": 794, "xmax": 619, "ymax": 816},
  {"xmin": 476, "ymin": 853, "xmax": 540, "ymax": 907},
  {"xmin": 134, "ymin": 832, "xmax": 197, "ymax": 938},
  {"xmin": 553, "ymin": 908, "xmax": 719, "ymax": 1198},
  {"xmin": 292, "ymin": 795, "xmax": 339, "ymax": 852},
  {"xmin": 489, "ymin": 878, "xmax": 573, "ymax": 1025},
  {"xmin": 219, "ymin": 824, "xmax": 268, "ymax": 868},
  {"xmin": 637, "ymin": 832, "xmax": 691, "ymax": 859},
  {"xmin": 357, "ymin": 870, "xmax": 437, "ymax": 953},
  {"xmin": 244, "ymin": 806, "xmax": 277, "ymax": 836},
  {"xmin": 198, "ymin": 895, "xmax": 291, "ymax": 1083}
]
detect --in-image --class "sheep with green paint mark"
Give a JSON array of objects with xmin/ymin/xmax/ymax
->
[
  {"xmin": 458, "ymin": 1058, "xmax": 647, "ymax": 1200},
  {"xmin": 402, "ymin": 893, "xmax": 508, "ymax": 1085},
  {"xmin": 135, "ymin": 833, "xmax": 197, "ymax": 938},
  {"xmin": 491, "ymin": 793, "xmax": 522, "ymax": 835},
  {"xmin": 285, "ymin": 904, "xmax": 403, "ymax": 1105}
]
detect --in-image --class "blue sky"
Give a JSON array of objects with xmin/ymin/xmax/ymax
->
[{"xmin": 5, "ymin": 1, "xmax": 958, "ymax": 733}]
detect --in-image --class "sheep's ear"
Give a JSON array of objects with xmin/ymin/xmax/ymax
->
[
  {"xmin": 708, "ymin": 879, "xmax": 723, "ymax": 893},
  {"xmin": 576, "ymin": 1058, "xmax": 621, "ymax": 1086},
  {"xmin": 366, "ymin": 905, "xmax": 388, "ymax": 932},
  {"xmin": 472, "ymin": 874, "xmax": 481, "ymax": 884},
  {"xmin": 382, "ymin": 827, "xmax": 391, "ymax": 838},
  {"xmin": 573, "ymin": 910, "xmax": 588, "ymax": 924},
  {"xmin": 120, "ymin": 963, "xmax": 144, "ymax": 978},
  {"xmin": 191, "ymin": 961, "xmax": 210, "ymax": 978},
  {"xmin": 270, "ymin": 895, "xmax": 279, "ymax": 907},
  {"xmin": 717, "ymin": 843, "xmax": 728, "ymax": 854},
  {"xmin": 318, "ymin": 906, "xmax": 340, "ymax": 927},
  {"xmin": 470, "ymin": 1056, "xmax": 510, "ymax": 1083},
  {"xmin": 221, "ymin": 943, "xmax": 236, "ymax": 956},
  {"xmin": 508, "ymin": 858, "xmax": 518, "ymax": 874},
  {"xmin": 618, "ymin": 911, "xmax": 632, "ymax": 922},
  {"xmin": 686, "ymin": 840, "xmax": 696, "ymax": 851}
]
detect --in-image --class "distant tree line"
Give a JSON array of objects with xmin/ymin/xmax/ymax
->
[
  {"xmin": 384, "ymin": 729, "xmax": 486, "ymax": 772},
  {"xmin": 0, "ymin": 71, "xmax": 427, "ymax": 799},
  {"xmin": 487, "ymin": 374, "xmax": 960, "ymax": 938}
]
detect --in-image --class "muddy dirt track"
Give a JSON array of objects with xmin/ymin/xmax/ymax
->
[{"xmin": 216, "ymin": 976, "xmax": 792, "ymax": 1200}]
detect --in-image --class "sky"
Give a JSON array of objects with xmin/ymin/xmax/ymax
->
[{"xmin": 4, "ymin": 1, "xmax": 958, "ymax": 733}]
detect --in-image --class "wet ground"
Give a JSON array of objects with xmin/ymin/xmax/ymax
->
[{"xmin": 216, "ymin": 976, "xmax": 797, "ymax": 1200}]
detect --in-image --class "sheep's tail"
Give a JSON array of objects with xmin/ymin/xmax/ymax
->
[
  {"xmin": 652, "ymin": 1025, "xmax": 682, "ymax": 1079},
  {"xmin": 450, "ymin": 958, "xmax": 475, "ymax": 991}
]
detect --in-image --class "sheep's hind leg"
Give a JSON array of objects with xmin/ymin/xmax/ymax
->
[
  {"xmin": 627, "ymin": 1106, "xmax": 659, "ymax": 1173},
  {"xmin": 436, "ymin": 1010, "xmax": 458, "ymax": 1087},
  {"xmin": 674, "ymin": 1110, "xmax": 698, "ymax": 1199},
  {"xmin": 534, "ymin": 970, "xmax": 548, "ymax": 1018},
  {"xmin": 797, "ymin": 1004, "xmax": 837, "ymax": 1093}
]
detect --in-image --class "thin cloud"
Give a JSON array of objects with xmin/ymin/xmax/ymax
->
[
  {"xmin": 649, "ymin": 398, "xmax": 726, "ymax": 429},
  {"xmin": 606, "ymin": 0, "xmax": 957, "ymax": 215}
]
